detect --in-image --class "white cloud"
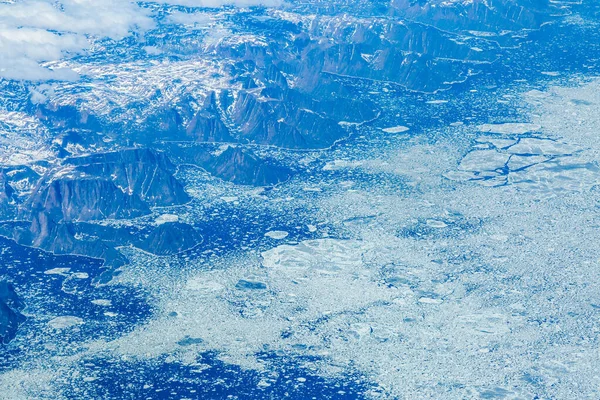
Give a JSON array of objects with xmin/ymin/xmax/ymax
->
[
  {"xmin": 0, "ymin": 26, "xmax": 84, "ymax": 80},
  {"xmin": 0, "ymin": 0, "xmax": 154, "ymax": 81},
  {"xmin": 0, "ymin": 0, "xmax": 153, "ymax": 38},
  {"xmin": 0, "ymin": 0, "xmax": 283, "ymax": 81}
]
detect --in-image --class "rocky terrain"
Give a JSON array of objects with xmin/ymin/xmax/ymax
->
[{"xmin": 0, "ymin": 281, "xmax": 25, "ymax": 345}]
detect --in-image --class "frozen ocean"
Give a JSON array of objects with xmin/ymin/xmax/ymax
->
[{"xmin": 0, "ymin": 0, "xmax": 599, "ymax": 399}]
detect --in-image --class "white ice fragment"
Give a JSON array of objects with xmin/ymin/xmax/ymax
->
[
  {"xmin": 524, "ymin": 89, "xmax": 548, "ymax": 99},
  {"xmin": 48, "ymin": 316, "xmax": 84, "ymax": 330},
  {"xmin": 468, "ymin": 30, "xmax": 497, "ymax": 37},
  {"xmin": 185, "ymin": 278, "xmax": 224, "ymax": 294},
  {"xmin": 261, "ymin": 239, "xmax": 364, "ymax": 272},
  {"xmin": 323, "ymin": 160, "xmax": 363, "ymax": 171},
  {"xmin": 382, "ymin": 126, "xmax": 409, "ymax": 134},
  {"xmin": 426, "ymin": 219, "xmax": 447, "ymax": 228},
  {"xmin": 91, "ymin": 299, "xmax": 112, "ymax": 307},
  {"xmin": 257, "ymin": 379, "xmax": 271, "ymax": 388},
  {"xmin": 155, "ymin": 214, "xmax": 179, "ymax": 225},
  {"xmin": 507, "ymin": 155, "xmax": 547, "ymax": 170},
  {"xmin": 350, "ymin": 323, "xmax": 373, "ymax": 340},
  {"xmin": 361, "ymin": 53, "xmax": 374, "ymax": 63},
  {"xmin": 476, "ymin": 137, "xmax": 517, "ymax": 149},
  {"xmin": 443, "ymin": 170, "xmax": 479, "ymax": 182},
  {"xmin": 44, "ymin": 268, "xmax": 71, "ymax": 275},
  {"xmin": 418, "ymin": 297, "xmax": 443, "ymax": 304},
  {"xmin": 265, "ymin": 231, "xmax": 289, "ymax": 240}
]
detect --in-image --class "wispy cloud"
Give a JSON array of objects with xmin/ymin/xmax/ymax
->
[
  {"xmin": 0, "ymin": 0, "xmax": 154, "ymax": 81},
  {"xmin": 0, "ymin": 26, "xmax": 83, "ymax": 80},
  {"xmin": 0, "ymin": 0, "xmax": 282, "ymax": 81}
]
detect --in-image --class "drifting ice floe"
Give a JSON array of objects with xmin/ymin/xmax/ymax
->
[
  {"xmin": 264, "ymin": 230, "xmax": 289, "ymax": 240},
  {"xmin": 381, "ymin": 125, "xmax": 410, "ymax": 134},
  {"xmin": 48, "ymin": 316, "xmax": 84, "ymax": 330}
]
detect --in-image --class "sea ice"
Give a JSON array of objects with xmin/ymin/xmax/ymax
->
[
  {"xmin": 264, "ymin": 231, "xmax": 289, "ymax": 240},
  {"xmin": 47, "ymin": 316, "xmax": 84, "ymax": 330},
  {"xmin": 477, "ymin": 123, "xmax": 541, "ymax": 135},
  {"xmin": 382, "ymin": 126, "xmax": 410, "ymax": 134}
]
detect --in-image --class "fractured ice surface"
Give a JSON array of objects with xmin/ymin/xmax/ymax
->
[
  {"xmin": 2, "ymin": 80, "xmax": 600, "ymax": 400},
  {"xmin": 506, "ymin": 138, "xmax": 578, "ymax": 156},
  {"xmin": 448, "ymin": 86, "xmax": 600, "ymax": 193},
  {"xmin": 458, "ymin": 150, "xmax": 511, "ymax": 172},
  {"xmin": 90, "ymin": 80, "xmax": 600, "ymax": 399},
  {"xmin": 261, "ymin": 239, "xmax": 365, "ymax": 272},
  {"xmin": 477, "ymin": 123, "xmax": 541, "ymax": 135}
]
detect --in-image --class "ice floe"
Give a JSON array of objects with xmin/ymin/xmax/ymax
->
[
  {"xmin": 477, "ymin": 123, "xmax": 541, "ymax": 135},
  {"xmin": 381, "ymin": 125, "xmax": 410, "ymax": 134},
  {"xmin": 48, "ymin": 316, "xmax": 84, "ymax": 330},
  {"xmin": 264, "ymin": 230, "xmax": 289, "ymax": 240}
]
